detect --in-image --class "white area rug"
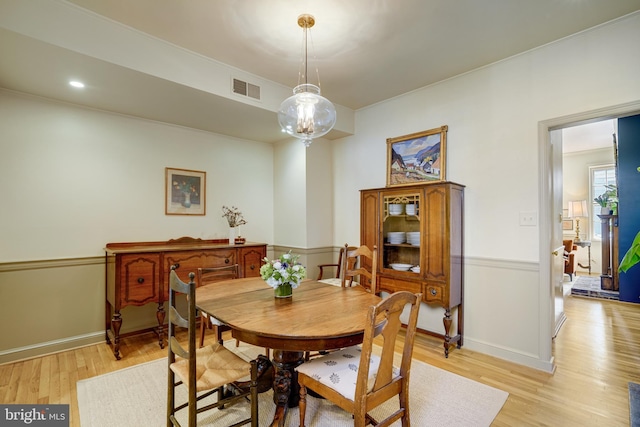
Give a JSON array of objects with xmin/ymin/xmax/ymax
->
[{"xmin": 77, "ymin": 343, "xmax": 508, "ymax": 426}]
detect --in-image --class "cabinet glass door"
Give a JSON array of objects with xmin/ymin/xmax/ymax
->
[{"xmin": 382, "ymin": 192, "xmax": 421, "ymax": 274}]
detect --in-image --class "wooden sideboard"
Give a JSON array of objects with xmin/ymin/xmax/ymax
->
[
  {"xmin": 361, "ymin": 182, "xmax": 464, "ymax": 357},
  {"xmin": 105, "ymin": 237, "xmax": 266, "ymax": 359}
]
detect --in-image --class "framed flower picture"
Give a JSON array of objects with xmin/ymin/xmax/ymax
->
[
  {"xmin": 386, "ymin": 125, "xmax": 448, "ymax": 187},
  {"xmin": 165, "ymin": 167, "xmax": 206, "ymax": 215}
]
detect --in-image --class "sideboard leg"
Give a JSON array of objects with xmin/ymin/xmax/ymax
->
[
  {"xmin": 156, "ymin": 303, "xmax": 165, "ymax": 349},
  {"xmin": 111, "ymin": 312, "xmax": 122, "ymax": 360},
  {"xmin": 443, "ymin": 308, "xmax": 452, "ymax": 358}
]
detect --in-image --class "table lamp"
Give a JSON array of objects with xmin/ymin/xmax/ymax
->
[{"xmin": 568, "ymin": 200, "xmax": 588, "ymax": 242}]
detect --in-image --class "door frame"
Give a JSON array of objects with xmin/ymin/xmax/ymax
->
[{"xmin": 538, "ymin": 100, "xmax": 640, "ymax": 370}]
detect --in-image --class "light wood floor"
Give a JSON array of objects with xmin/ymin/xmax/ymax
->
[{"xmin": 1, "ymin": 289, "xmax": 640, "ymax": 426}]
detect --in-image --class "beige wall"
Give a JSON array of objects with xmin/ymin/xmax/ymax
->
[
  {"xmin": 0, "ymin": 91, "xmax": 278, "ymax": 362},
  {"xmin": 0, "ymin": 91, "xmax": 341, "ymax": 364},
  {"xmin": 0, "ymin": 258, "xmax": 105, "ymax": 363},
  {"xmin": 0, "ymin": 91, "xmax": 276, "ymax": 262}
]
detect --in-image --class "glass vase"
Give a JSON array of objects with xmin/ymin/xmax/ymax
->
[
  {"xmin": 229, "ymin": 227, "xmax": 238, "ymax": 245},
  {"xmin": 274, "ymin": 283, "xmax": 293, "ymax": 298}
]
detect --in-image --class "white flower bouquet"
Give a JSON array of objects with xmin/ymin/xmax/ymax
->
[{"xmin": 260, "ymin": 251, "xmax": 306, "ymax": 289}]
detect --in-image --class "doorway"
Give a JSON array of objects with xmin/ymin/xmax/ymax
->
[
  {"xmin": 538, "ymin": 100, "xmax": 640, "ymax": 369},
  {"xmin": 562, "ymin": 119, "xmax": 617, "ymax": 282}
]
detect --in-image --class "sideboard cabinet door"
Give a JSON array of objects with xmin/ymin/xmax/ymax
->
[
  {"xmin": 238, "ymin": 246, "xmax": 266, "ymax": 278},
  {"xmin": 118, "ymin": 254, "xmax": 161, "ymax": 307}
]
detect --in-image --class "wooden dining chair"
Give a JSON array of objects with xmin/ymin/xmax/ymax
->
[
  {"xmin": 197, "ymin": 265, "xmax": 270, "ymax": 357},
  {"xmin": 316, "ymin": 245, "xmax": 353, "ymax": 280},
  {"xmin": 341, "ymin": 244, "xmax": 379, "ymax": 295},
  {"xmin": 197, "ymin": 265, "xmax": 238, "ymax": 348},
  {"xmin": 297, "ymin": 290, "xmax": 422, "ymax": 427},
  {"xmin": 167, "ymin": 266, "xmax": 259, "ymax": 427},
  {"xmin": 305, "ymin": 244, "xmax": 375, "ymax": 362}
]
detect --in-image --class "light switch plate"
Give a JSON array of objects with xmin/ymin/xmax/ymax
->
[{"xmin": 519, "ymin": 211, "xmax": 537, "ymax": 226}]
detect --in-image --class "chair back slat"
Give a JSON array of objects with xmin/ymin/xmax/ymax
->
[
  {"xmin": 170, "ymin": 268, "xmax": 192, "ymax": 294},
  {"xmin": 169, "ymin": 336, "xmax": 189, "ymax": 360},
  {"xmin": 169, "ymin": 305, "xmax": 188, "ymax": 329},
  {"xmin": 357, "ymin": 291, "xmax": 421, "ymax": 399},
  {"xmin": 341, "ymin": 244, "xmax": 378, "ymax": 294}
]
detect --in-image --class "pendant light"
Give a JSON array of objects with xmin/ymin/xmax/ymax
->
[{"xmin": 278, "ymin": 14, "xmax": 336, "ymax": 147}]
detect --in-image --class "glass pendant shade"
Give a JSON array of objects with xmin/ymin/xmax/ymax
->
[{"xmin": 278, "ymin": 83, "xmax": 336, "ymax": 147}]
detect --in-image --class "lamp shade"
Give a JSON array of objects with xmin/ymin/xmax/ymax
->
[
  {"xmin": 568, "ymin": 200, "xmax": 588, "ymax": 218},
  {"xmin": 278, "ymin": 84, "xmax": 336, "ymax": 147}
]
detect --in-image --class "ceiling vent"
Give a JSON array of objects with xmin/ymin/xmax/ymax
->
[{"xmin": 232, "ymin": 78, "xmax": 260, "ymax": 100}]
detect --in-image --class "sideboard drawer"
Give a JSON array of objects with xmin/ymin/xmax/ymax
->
[
  {"xmin": 378, "ymin": 275, "xmax": 421, "ymax": 295},
  {"xmin": 164, "ymin": 249, "xmax": 236, "ymax": 283},
  {"xmin": 119, "ymin": 254, "xmax": 160, "ymax": 307},
  {"xmin": 424, "ymin": 283, "xmax": 447, "ymax": 305}
]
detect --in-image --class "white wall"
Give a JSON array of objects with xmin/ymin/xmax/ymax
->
[
  {"xmin": 0, "ymin": 91, "xmax": 275, "ymax": 262},
  {"xmin": 332, "ymin": 13, "xmax": 640, "ymax": 371},
  {"xmin": 273, "ymin": 139, "xmax": 307, "ymax": 247},
  {"xmin": 306, "ymin": 139, "xmax": 335, "ymax": 248}
]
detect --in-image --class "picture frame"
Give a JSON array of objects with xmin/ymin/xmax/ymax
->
[
  {"xmin": 386, "ymin": 125, "xmax": 448, "ymax": 187},
  {"xmin": 165, "ymin": 167, "xmax": 206, "ymax": 215}
]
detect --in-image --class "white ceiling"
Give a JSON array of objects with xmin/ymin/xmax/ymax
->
[
  {"xmin": 562, "ymin": 119, "xmax": 617, "ymax": 154},
  {"xmin": 1, "ymin": 0, "xmax": 639, "ymax": 145}
]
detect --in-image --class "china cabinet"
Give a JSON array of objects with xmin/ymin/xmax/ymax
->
[
  {"xmin": 360, "ymin": 182, "xmax": 464, "ymax": 357},
  {"xmin": 104, "ymin": 237, "xmax": 266, "ymax": 359}
]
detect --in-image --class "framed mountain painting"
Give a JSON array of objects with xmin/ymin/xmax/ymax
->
[{"xmin": 386, "ymin": 125, "xmax": 447, "ymax": 187}]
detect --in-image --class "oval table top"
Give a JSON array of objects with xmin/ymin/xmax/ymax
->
[{"xmin": 195, "ymin": 277, "xmax": 382, "ymax": 351}]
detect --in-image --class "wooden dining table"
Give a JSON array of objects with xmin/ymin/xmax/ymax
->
[{"xmin": 195, "ymin": 277, "xmax": 382, "ymax": 427}]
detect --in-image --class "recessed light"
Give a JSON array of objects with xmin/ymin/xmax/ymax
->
[{"xmin": 69, "ymin": 80, "xmax": 85, "ymax": 88}]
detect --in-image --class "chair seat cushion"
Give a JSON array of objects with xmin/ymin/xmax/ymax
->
[
  {"xmin": 170, "ymin": 343, "xmax": 250, "ymax": 392},
  {"xmin": 317, "ymin": 278, "xmax": 342, "ymax": 287},
  {"xmin": 201, "ymin": 312, "xmax": 224, "ymax": 326},
  {"xmin": 297, "ymin": 346, "xmax": 398, "ymax": 400}
]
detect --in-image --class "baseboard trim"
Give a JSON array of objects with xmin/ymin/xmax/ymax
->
[
  {"xmin": 464, "ymin": 337, "xmax": 555, "ymax": 373},
  {"xmin": 0, "ymin": 331, "xmax": 104, "ymax": 365}
]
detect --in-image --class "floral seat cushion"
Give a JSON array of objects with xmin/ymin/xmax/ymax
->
[{"xmin": 296, "ymin": 346, "xmax": 399, "ymax": 400}]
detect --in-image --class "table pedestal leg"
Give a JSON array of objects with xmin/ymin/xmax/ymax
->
[{"xmin": 271, "ymin": 350, "xmax": 304, "ymax": 427}]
